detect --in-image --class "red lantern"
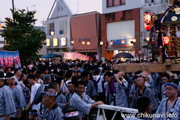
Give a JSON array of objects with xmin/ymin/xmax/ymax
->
[
  {"xmin": 144, "ymin": 13, "xmax": 151, "ymax": 24},
  {"xmin": 163, "ymin": 36, "xmax": 169, "ymax": 45},
  {"xmin": 144, "ymin": 23, "xmax": 151, "ymax": 31},
  {"xmin": 144, "ymin": 12, "xmax": 151, "ymax": 31}
]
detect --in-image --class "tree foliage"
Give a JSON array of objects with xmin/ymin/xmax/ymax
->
[{"xmin": 1, "ymin": 9, "xmax": 46, "ymax": 62}]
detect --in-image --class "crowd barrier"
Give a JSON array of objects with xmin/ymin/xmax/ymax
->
[{"xmin": 96, "ymin": 104, "xmax": 138, "ymax": 120}]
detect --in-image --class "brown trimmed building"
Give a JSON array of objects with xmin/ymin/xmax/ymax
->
[
  {"xmin": 71, "ymin": 9, "xmax": 140, "ymax": 61},
  {"xmin": 71, "ymin": 12, "xmax": 101, "ymax": 60}
]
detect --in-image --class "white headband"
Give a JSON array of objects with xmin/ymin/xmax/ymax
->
[
  {"xmin": 6, "ymin": 76, "xmax": 15, "ymax": 79},
  {"xmin": 0, "ymin": 77, "xmax": 5, "ymax": 80}
]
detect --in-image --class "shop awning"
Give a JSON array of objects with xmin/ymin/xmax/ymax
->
[
  {"xmin": 63, "ymin": 52, "xmax": 89, "ymax": 60},
  {"xmin": 41, "ymin": 53, "xmax": 62, "ymax": 58}
]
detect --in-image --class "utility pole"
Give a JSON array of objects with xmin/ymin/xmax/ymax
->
[{"xmin": 12, "ymin": 0, "xmax": 15, "ymax": 13}]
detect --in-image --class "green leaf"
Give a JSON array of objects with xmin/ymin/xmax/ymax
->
[{"xmin": 2, "ymin": 9, "xmax": 46, "ymax": 62}]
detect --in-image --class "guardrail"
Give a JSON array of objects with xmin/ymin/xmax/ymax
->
[{"xmin": 96, "ymin": 104, "xmax": 138, "ymax": 120}]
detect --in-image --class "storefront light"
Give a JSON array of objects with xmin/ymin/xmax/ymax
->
[
  {"xmin": 87, "ymin": 41, "xmax": 90, "ymax": 45},
  {"xmin": 100, "ymin": 41, "xmax": 103, "ymax": 45},
  {"xmin": 71, "ymin": 40, "xmax": 74, "ymax": 44},
  {"xmin": 133, "ymin": 39, "xmax": 136, "ymax": 43},
  {"xmin": 110, "ymin": 41, "xmax": 113, "ymax": 45},
  {"xmin": 129, "ymin": 39, "xmax": 136, "ymax": 46},
  {"xmin": 121, "ymin": 40, "xmax": 125, "ymax": 44},
  {"xmin": 82, "ymin": 41, "xmax": 85, "ymax": 45}
]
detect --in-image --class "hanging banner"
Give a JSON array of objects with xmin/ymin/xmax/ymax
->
[{"xmin": 0, "ymin": 50, "xmax": 21, "ymax": 69}]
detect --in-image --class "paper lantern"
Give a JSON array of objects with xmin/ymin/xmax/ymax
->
[
  {"xmin": 144, "ymin": 13, "xmax": 151, "ymax": 24},
  {"xmin": 163, "ymin": 36, "xmax": 170, "ymax": 45},
  {"xmin": 144, "ymin": 23, "xmax": 151, "ymax": 31}
]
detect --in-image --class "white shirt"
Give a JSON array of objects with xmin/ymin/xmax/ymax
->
[
  {"xmin": 93, "ymin": 75, "xmax": 104, "ymax": 93},
  {"xmin": 63, "ymin": 80, "xmax": 71, "ymax": 92},
  {"xmin": 30, "ymin": 83, "xmax": 40, "ymax": 111}
]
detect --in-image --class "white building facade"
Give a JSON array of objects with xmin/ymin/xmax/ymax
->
[{"xmin": 45, "ymin": 0, "xmax": 73, "ymax": 55}]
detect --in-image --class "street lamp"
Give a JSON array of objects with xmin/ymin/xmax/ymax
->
[{"xmin": 51, "ymin": 31, "xmax": 54, "ymax": 61}]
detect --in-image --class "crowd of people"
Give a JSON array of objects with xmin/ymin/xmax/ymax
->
[{"xmin": 0, "ymin": 59, "xmax": 180, "ymax": 120}]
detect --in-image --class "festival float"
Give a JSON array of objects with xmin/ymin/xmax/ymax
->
[{"xmin": 114, "ymin": 0, "xmax": 180, "ymax": 72}]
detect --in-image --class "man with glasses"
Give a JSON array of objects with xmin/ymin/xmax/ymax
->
[{"xmin": 154, "ymin": 81, "xmax": 180, "ymax": 120}]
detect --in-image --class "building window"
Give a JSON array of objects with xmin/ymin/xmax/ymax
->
[
  {"xmin": 107, "ymin": 0, "xmax": 126, "ymax": 7},
  {"xmin": 108, "ymin": 0, "xmax": 113, "ymax": 7},
  {"xmin": 48, "ymin": 23, "xmax": 54, "ymax": 35},
  {"xmin": 59, "ymin": 20, "xmax": 67, "ymax": 35}
]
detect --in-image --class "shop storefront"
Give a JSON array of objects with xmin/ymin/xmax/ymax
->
[
  {"xmin": 100, "ymin": 8, "xmax": 140, "ymax": 60},
  {"xmin": 107, "ymin": 20, "xmax": 136, "ymax": 59}
]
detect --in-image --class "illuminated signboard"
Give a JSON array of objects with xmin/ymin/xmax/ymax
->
[
  {"xmin": 53, "ymin": 38, "xmax": 58, "ymax": 46},
  {"xmin": 46, "ymin": 38, "xmax": 50, "ymax": 46},
  {"xmin": 61, "ymin": 37, "xmax": 66, "ymax": 46},
  {"xmin": 110, "ymin": 39, "xmax": 127, "ymax": 46}
]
